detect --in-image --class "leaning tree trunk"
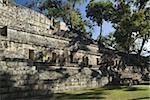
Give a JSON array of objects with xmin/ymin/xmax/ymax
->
[
  {"xmin": 138, "ymin": 37, "xmax": 146, "ymax": 56},
  {"xmin": 72, "ymin": 0, "xmax": 77, "ymax": 9},
  {"xmin": 98, "ymin": 24, "xmax": 103, "ymax": 43},
  {"xmin": 137, "ymin": 37, "xmax": 146, "ymax": 64},
  {"xmin": 98, "ymin": 24, "xmax": 103, "ymax": 51}
]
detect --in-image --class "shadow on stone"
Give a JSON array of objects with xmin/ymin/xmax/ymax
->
[{"xmin": 0, "ymin": 71, "xmax": 53, "ymax": 100}]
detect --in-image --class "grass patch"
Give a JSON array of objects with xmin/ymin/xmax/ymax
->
[{"xmin": 54, "ymin": 85, "xmax": 150, "ymax": 100}]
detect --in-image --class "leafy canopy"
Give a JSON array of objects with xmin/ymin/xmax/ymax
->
[
  {"xmin": 86, "ymin": 1, "xmax": 114, "ymax": 44},
  {"xmin": 112, "ymin": 0, "xmax": 150, "ymax": 54}
]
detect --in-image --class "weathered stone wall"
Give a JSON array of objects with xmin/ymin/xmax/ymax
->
[
  {"xmin": 0, "ymin": 0, "xmax": 100, "ymax": 64},
  {"xmin": 0, "ymin": 61, "xmax": 51, "ymax": 100},
  {"xmin": 0, "ymin": 2, "xmax": 105, "ymax": 98},
  {"xmin": 0, "ymin": 39, "xmax": 66, "ymax": 61},
  {"xmin": 0, "ymin": 1, "xmax": 52, "ymax": 35},
  {"xmin": 0, "ymin": 60, "xmax": 109, "ymax": 99},
  {"xmin": 0, "ymin": 27, "xmax": 100, "ymax": 65},
  {"xmin": 0, "ymin": 0, "xmax": 101, "ymax": 65},
  {"xmin": 73, "ymin": 50, "xmax": 101, "ymax": 66},
  {"xmin": 0, "ymin": 1, "xmax": 149, "ymax": 99}
]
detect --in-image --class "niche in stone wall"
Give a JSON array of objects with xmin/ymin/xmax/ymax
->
[
  {"xmin": 85, "ymin": 56, "xmax": 89, "ymax": 66},
  {"xmin": 0, "ymin": 26, "xmax": 7, "ymax": 37},
  {"xmin": 97, "ymin": 58, "xmax": 101, "ymax": 65},
  {"xmin": 3, "ymin": 0, "xmax": 8, "ymax": 5},
  {"xmin": 70, "ymin": 52, "xmax": 74, "ymax": 63},
  {"xmin": 29, "ymin": 49, "xmax": 34, "ymax": 60},
  {"xmin": 51, "ymin": 52, "xmax": 57, "ymax": 63},
  {"xmin": 82, "ymin": 56, "xmax": 89, "ymax": 66}
]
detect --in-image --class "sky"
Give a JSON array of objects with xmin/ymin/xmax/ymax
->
[{"xmin": 15, "ymin": 0, "xmax": 115, "ymax": 39}]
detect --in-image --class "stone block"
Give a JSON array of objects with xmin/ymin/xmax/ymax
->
[
  {"xmin": 0, "ymin": 2, "xmax": 3, "ymax": 8},
  {"xmin": 0, "ymin": 0, "xmax": 3, "ymax": 3}
]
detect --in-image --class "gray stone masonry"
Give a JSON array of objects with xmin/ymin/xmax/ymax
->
[{"xmin": 0, "ymin": 0, "xmax": 149, "ymax": 99}]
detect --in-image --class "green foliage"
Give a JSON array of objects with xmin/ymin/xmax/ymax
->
[
  {"xmin": 46, "ymin": 0, "xmax": 89, "ymax": 33},
  {"xmin": 67, "ymin": 0, "xmax": 87, "ymax": 8},
  {"xmin": 86, "ymin": 1, "xmax": 113, "ymax": 26},
  {"xmin": 86, "ymin": 0, "xmax": 149, "ymax": 54},
  {"xmin": 86, "ymin": 1, "xmax": 114, "ymax": 42},
  {"xmin": 48, "ymin": 7, "xmax": 80, "ymax": 28},
  {"xmin": 22, "ymin": 0, "xmax": 87, "ymax": 33},
  {"xmin": 111, "ymin": 0, "xmax": 150, "ymax": 54},
  {"xmin": 101, "ymin": 33, "xmax": 119, "ymax": 50},
  {"xmin": 113, "ymin": 13, "xmax": 134, "ymax": 52},
  {"xmin": 131, "ymin": 10, "xmax": 150, "ymax": 37},
  {"xmin": 134, "ymin": 0, "xmax": 149, "ymax": 10},
  {"xmin": 111, "ymin": 0, "xmax": 131, "ymax": 24}
]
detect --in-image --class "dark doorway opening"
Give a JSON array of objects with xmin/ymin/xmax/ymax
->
[
  {"xmin": 82, "ymin": 56, "xmax": 88, "ymax": 66},
  {"xmin": 52, "ymin": 52, "xmax": 57, "ymax": 63},
  {"xmin": 0, "ymin": 26, "xmax": 7, "ymax": 37},
  {"xmin": 70, "ymin": 52, "xmax": 74, "ymax": 63},
  {"xmin": 29, "ymin": 49, "xmax": 34, "ymax": 60}
]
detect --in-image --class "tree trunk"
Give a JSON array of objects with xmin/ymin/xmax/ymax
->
[
  {"xmin": 99, "ymin": 24, "xmax": 102, "ymax": 42},
  {"xmin": 136, "ymin": 37, "xmax": 146, "ymax": 66},
  {"xmin": 72, "ymin": 0, "xmax": 76, "ymax": 9},
  {"xmin": 98, "ymin": 24, "xmax": 103, "ymax": 51},
  {"xmin": 138, "ymin": 37, "xmax": 146, "ymax": 56}
]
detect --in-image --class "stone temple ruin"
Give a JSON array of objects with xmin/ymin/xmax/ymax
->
[{"xmin": 0, "ymin": 0, "xmax": 149, "ymax": 99}]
